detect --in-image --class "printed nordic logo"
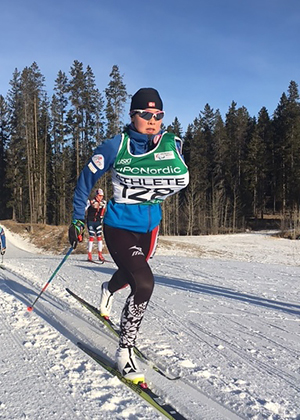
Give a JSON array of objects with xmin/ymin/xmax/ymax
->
[{"xmin": 118, "ymin": 166, "xmax": 182, "ymax": 175}]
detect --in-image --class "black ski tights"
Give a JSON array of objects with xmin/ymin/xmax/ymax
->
[
  {"xmin": 103, "ymin": 224, "xmax": 159, "ymax": 347},
  {"xmin": 103, "ymin": 224, "xmax": 158, "ymax": 305}
]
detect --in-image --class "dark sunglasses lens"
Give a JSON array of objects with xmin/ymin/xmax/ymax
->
[
  {"xmin": 138, "ymin": 111, "xmax": 153, "ymax": 120},
  {"xmin": 154, "ymin": 112, "xmax": 164, "ymax": 120},
  {"xmin": 138, "ymin": 111, "xmax": 164, "ymax": 121}
]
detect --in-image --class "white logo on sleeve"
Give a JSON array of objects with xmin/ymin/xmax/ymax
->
[{"xmin": 92, "ymin": 154, "xmax": 105, "ymax": 170}]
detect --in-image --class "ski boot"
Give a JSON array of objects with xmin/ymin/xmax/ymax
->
[
  {"xmin": 115, "ymin": 346, "xmax": 145, "ymax": 384},
  {"xmin": 99, "ymin": 282, "xmax": 114, "ymax": 319},
  {"xmin": 98, "ymin": 251, "xmax": 105, "ymax": 264}
]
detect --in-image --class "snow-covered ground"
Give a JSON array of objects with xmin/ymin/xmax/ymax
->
[{"xmin": 1, "ymin": 227, "xmax": 300, "ymax": 420}]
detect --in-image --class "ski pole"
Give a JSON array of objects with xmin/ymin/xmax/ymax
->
[{"xmin": 27, "ymin": 246, "xmax": 73, "ymax": 311}]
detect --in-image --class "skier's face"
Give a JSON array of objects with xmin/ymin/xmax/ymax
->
[
  {"xmin": 131, "ymin": 108, "xmax": 163, "ymax": 135},
  {"xmin": 95, "ymin": 195, "xmax": 103, "ymax": 202}
]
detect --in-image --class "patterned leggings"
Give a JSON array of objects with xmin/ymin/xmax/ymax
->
[{"xmin": 103, "ymin": 224, "xmax": 159, "ymax": 347}]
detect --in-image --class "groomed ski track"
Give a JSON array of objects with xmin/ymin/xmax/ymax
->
[
  {"xmin": 1, "ymin": 263, "xmax": 244, "ymax": 420},
  {"xmin": 1, "ymin": 235, "xmax": 300, "ymax": 419}
]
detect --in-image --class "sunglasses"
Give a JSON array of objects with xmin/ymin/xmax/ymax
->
[{"xmin": 130, "ymin": 109, "xmax": 165, "ymax": 121}]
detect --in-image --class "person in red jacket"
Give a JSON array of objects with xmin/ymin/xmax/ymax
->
[{"xmin": 86, "ymin": 188, "xmax": 106, "ymax": 262}]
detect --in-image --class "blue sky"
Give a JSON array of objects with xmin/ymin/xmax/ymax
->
[{"xmin": 1, "ymin": 0, "xmax": 300, "ymax": 132}]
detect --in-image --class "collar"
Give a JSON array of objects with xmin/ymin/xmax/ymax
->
[{"xmin": 126, "ymin": 123, "xmax": 162, "ymax": 142}]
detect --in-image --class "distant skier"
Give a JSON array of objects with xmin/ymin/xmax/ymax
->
[
  {"xmin": 68, "ymin": 87, "xmax": 189, "ymax": 385},
  {"xmin": 0, "ymin": 226, "xmax": 6, "ymax": 255},
  {"xmin": 86, "ymin": 188, "xmax": 106, "ymax": 262}
]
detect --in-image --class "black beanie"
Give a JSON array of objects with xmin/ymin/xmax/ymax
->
[{"xmin": 130, "ymin": 88, "xmax": 163, "ymax": 111}]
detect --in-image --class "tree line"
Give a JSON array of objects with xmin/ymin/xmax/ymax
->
[{"xmin": 0, "ymin": 61, "xmax": 300, "ymax": 235}]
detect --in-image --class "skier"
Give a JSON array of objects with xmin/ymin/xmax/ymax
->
[
  {"xmin": 68, "ymin": 87, "xmax": 189, "ymax": 384},
  {"xmin": 0, "ymin": 226, "xmax": 6, "ymax": 256},
  {"xmin": 86, "ymin": 188, "xmax": 106, "ymax": 262}
]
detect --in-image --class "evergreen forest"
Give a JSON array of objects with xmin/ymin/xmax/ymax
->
[{"xmin": 1, "ymin": 61, "xmax": 300, "ymax": 236}]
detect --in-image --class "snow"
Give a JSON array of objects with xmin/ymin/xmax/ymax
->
[{"xmin": 1, "ymin": 227, "xmax": 300, "ymax": 420}]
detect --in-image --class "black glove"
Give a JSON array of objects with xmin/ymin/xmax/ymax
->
[
  {"xmin": 68, "ymin": 220, "xmax": 85, "ymax": 249},
  {"xmin": 1, "ymin": 248, "xmax": 5, "ymax": 255}
]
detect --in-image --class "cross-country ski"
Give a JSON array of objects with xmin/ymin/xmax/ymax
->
[
  {"xmin": 77, "ymin": 342, "xmax": 186, "ymax": 420},
  {"xmin": 66, "ymin": 287, "xmax": 180, "ymax": 380}
]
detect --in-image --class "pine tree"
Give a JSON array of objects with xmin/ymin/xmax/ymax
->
[
  {"xmin": 244, "ymin": 115, "xmax": 267, "ymax": 218},
  {"xmin": 0, "ymin": 95, "xmax": 9, "ymax": 218},
  {"xmin": 224, "ymin": 102, "xmax": 252, "ymax": 231},
  {"xmin": 272, "ymin": 91, "xmax": 290, "ymax": 221},
  {"xmin": 254, "ymin": 107, "xmax": 272, "ymax": 218},
  {"xmin": 82, "ymin": 65, "xmax": 104, "ymax": 155},
  {"xmin": 67, "ymin": 60, "xmax": 86, "ymax": 180},
  {"xmin": 209, "ymin": 109, "xmax": 227, "ymax": 233},
  {"xmin": 67, "ymin": 61, "xmax": 105, "ymax": 183},
  {"xmin": 40, "ymin": 93, "xmax": 51, "ymax": 224},
  {"xmin": 50, "ymin": 71, "xmax": 69, "ymax": 224},
  {"xmin": 102, "ymin": 65, "xmax": 128, "ymax": 200},
  {"xmin": 182, "ymin": 118, "xmax": 204, "ymax": 234},
  {"xmin": 6, "ymin": 69, "xmax": 25, "ymax": 221},
  {"xmin": 6, "ymin": 64, "xmax": 48, "ymax": 226},
  {"xmin": 167, "ymin": 117, "xmax": 183, "ymax": 137},
  {"xmin": 163, "ymin": 117, "xmax": 184, "ymax": 235},
  {"xmin": 286, "ymin": 81, "xmax": 300, "ymax": 217},
  {"xmin": 274, "ymin": 81, "xmax": 300, "ymax": 229},
  {"xmin": 21, "ymin": 63, "xmax": 48, "ymax": 227},
  {"xmin": 105, "ymin": 65, "xmax": 127, "ymax": 138},
  {"xmin": 197, "ymin": 104, "xmax": 216, "ymax": 234}
]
